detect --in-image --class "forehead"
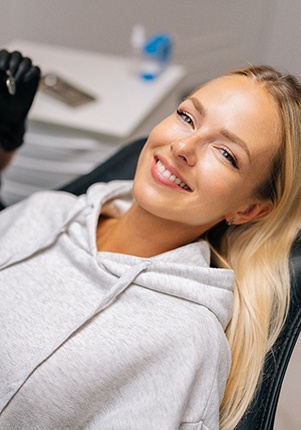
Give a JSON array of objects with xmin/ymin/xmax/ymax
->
[
  {"xmin": 191, "ymin": 75, "xmax": 281, "ymax": 158},
  {"xmin": 192, "ymin": 75, "xmax": 275, "ymax": 112}
]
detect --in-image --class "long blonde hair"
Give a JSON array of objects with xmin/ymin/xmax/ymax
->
[{"xmin": 204, "ymin": 66, "xmax": 301, "ymax": 429}]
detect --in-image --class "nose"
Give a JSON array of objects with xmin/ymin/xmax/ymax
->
[{"xmin": 170, "ymin": 134, "xmax": 198, "ymax": 166}]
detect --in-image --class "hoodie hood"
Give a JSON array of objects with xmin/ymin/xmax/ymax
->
[
  {"xmin": 98, "ymin": 245, "xmax": 233, "ymax": 330},
  {"xmin": 88, "ymin": 181, "xmax": 234, "ymax": 329}
]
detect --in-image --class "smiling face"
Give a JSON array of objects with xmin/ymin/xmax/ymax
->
[{"xmin": 132, "ymin": 75, "xmax": 281, "ymax": 235}]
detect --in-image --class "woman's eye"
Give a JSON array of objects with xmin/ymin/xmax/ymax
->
[
  {"xmin": 220, "ymin": 148, "xmax": 239, "ymax": 169},
  {"xmin": 177, "ymin": 109, "xmax": 194, "ymax": 127}
]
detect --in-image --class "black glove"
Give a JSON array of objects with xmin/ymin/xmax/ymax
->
[{"xmin": 0, "ymin": 49, "xmax": 41, "ymax": 151}]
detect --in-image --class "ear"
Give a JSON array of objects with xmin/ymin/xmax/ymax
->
[{"xmin": 226, "ymin": 200, "xmax": 273, "ymax": 225}]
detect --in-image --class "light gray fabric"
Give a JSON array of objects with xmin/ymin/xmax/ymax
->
[{"xmin": 0, "ymin": 180, "xmax": 234, "ymax": 430}]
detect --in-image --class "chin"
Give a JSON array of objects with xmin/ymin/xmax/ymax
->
[{"xmin": 132, "ymin": 180, "xmax": 167, "ymax": 216}]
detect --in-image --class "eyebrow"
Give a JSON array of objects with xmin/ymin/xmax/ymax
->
[
  {"xmin": 220, "ymin": 129, "xmax": 251, "ymax": 161},
  {"xmin": 187, "ymin": 96, "xmax": 206, "ymax": 116},
  {"xmin": 187, "ymin": 96, "xmax": 251, "ymax": 161}
]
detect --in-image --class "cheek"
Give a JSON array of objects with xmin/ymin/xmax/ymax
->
[
  {"xmin": 134, "ymin": 118, "xmax": 176, "ymax": 176},
  {"xmin": 145, "ymin": 115, "xmax": 182, "ymax": 148},
  {"xmin": 194, "ymin": 154, "xmax": 254, "ymax": 208},
  {"xmin": 195, "ymin": 153, "xmax": 234, "ymax": 191},
  {"xmin": 132, "ymin": 149, "xmax": 156, "ymax": 204}
]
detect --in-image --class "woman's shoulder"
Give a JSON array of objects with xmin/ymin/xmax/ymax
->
[
  {"xmin": 0, "ymin": 190, "xmax": 82, "ymax": 248},
  {"xmin": 26, "ymin": 189, "xmax": 79, "ymax": 208},
  {"xmin": 2, "ymin": 189, "xmax": 80, "ymax": 220}
]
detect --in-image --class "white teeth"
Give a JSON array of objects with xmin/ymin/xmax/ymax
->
[
  {"xmin": 157, "ymin": 162, "xmax": 165, "ymax": 174},
  {"xmin": 156, "ymin": 159, "xmax": 191, "ymax": 191}
]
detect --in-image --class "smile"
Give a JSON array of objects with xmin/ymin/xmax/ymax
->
[{"xmin": 156, "ymin": 159, "xmax": 192, "ymax": 191}]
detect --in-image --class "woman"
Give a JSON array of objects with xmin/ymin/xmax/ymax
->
[{"xmin": 1, "ymin": 51, "xmax": 301, "ymax": 429}]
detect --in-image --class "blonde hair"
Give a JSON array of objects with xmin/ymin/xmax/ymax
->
[{"xmin": 204, "ymin": 66, "xmax": 301, "ymax": 429}]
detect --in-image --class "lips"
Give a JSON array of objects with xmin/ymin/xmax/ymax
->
[{"xmin": 155, "ymin": 158, "xmax": 192, "ymax": 191}]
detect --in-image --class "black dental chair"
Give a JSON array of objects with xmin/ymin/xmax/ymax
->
[{"xmin": 61, "ymin": 137, "xmax": 301, "ymax": 430}]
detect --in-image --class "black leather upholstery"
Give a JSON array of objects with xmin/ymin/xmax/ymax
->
[
  {"xmin": 60, "ymin": 137, "xmax": 147, "ymax": 195},
  {"xmin": 60, "ymin": 137, "xmax": 301, "ymax": 429}
]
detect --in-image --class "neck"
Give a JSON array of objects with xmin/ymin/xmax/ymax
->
[{"xmin": 97, "ymin": 201, "xmax": 208, "ymax": 258}]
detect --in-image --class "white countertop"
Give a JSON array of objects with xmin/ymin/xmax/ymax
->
[{"xmin": 6, "ymin": 40, "xmax": 185, "ymax": 139}]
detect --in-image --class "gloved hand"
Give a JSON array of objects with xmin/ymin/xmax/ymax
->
[{"xmin": 0, "ymin": 49, "xmax": 41, "ymax": 151}]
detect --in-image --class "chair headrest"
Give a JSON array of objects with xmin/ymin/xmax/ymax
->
[{"xmin": 290, "ymin": 238, "xmax": 301, "ymax": 304}]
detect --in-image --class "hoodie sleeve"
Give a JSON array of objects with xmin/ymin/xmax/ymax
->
[
  {"xmin": 0, "ymin": 190, "xmax": 79, "ymax": 262},
  {"xmin": 0, "ymin": 197, "xmax": 27, "ymax": 236},
  {"xmin": 0, "ymin": 190, "xmax": 78, "ymax": 236}
]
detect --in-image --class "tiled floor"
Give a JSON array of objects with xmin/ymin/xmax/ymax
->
[{"xmin": 274, "ymin": 335, "xmax": 301, "ymax": 429}]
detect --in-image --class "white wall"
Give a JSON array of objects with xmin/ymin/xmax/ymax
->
[
  {"xmin": 1, "ymin": 0, "xmax": 273, "ymax": 92},
  {"xmin": 260, "ymin": 0, "xmax": 301, "ymax": 77},
  {"xmin": 3, "ymin": 1, "xmax": 301, "ymax": 86},
  {"xmin": 0, "ymin": 2, "xmax": 18, "ymax": 45}
]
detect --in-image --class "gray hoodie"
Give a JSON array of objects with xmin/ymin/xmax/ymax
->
[{"xmin": 0, "ymin": 181, "xmax": 234, "ymax": 430}]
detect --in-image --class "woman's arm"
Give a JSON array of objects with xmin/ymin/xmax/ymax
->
[{"xmin": 0, "ymin": 147, "xmax": 15, "ymax": 172}]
